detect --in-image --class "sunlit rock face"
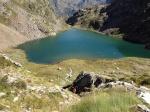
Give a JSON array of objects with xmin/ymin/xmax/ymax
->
[{"xmin": 50, "ymin": 0, "xmax": 110, "ymax": 16}]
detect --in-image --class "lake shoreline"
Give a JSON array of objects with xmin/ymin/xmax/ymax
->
[{"xmin": 16, "ymin": 29, "xmax": 150, "ymax": 64}]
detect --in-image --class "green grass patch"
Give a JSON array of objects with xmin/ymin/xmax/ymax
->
[
  {"xmin": 66, "ymin": 89, "xmax": 140, "ymax": 112},
  {"xmin": 130, "ymin": 73, "xmax": 150, "ymax": 86},
  {"xmin": 0, "ymin": 56, "xmax": 15, "ymax": 69}
]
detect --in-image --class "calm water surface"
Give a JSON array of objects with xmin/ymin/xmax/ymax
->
[{"xmin": 18, "ymin": 29, "xmax": 150, "ymax": 64}]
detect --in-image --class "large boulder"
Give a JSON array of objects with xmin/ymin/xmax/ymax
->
[{"xmin": 67, "ymin": 71, "xmax": 114, "ymax": 94}]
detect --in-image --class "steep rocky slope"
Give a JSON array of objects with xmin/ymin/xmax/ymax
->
[
  {"xmin": 67, "ymin": 0, "xmax": 150, "ymax": 49},
  {"xmin": 50, "ymin": 0, "xmax": 109, "ymax": 16},
  {"xmin": 0, "ymin": 23, "xmax": 28, "ymax": 51},
  {"xmin": 66, "ymin": 5, "xmax": 107, "ymax": 29},
  {"xmin": 101, "ymin": 0, "xmax": 150, "ymax": 48},
  {"xmin": 0, "ymin": 0, "xmax": 66, "ymax": 42}
]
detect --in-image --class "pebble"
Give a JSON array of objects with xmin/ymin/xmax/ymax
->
[
  {"xmin": 13, "ymin": 96, "xmax": 19, "ymax": 102},
  {"xmin": 57, "ymin": 67, "xmax": 62, "ymax": 70},
  {"xmin": 0, "ymin": 92, "xmax": 6, "ymax": 98}
]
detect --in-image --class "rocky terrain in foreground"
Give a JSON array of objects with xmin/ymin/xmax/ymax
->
[
  {"xmin": 67, "ymin": 0, "xmax": 150, "ymax": 49},
  {"xmin": 0, "ymin": 53, "xmax": 149, "ymax": 112},
  {"xmin": 65, "ymin": 71, "xmax": 150, "ymax": 112},
  {"xmin": 0, "ymin": 53, "xmax": 80, "ymax": 112}
]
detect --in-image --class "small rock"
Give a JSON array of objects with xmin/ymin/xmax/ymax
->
[
  {"xmin": 0, "ymin": 92, "xmax": 6, "ymax": 98},
  {"xmin": 50, "ymin": 32, "xmax": 56, "ymax": 36},
  {"xmin": 13, "ymin": 96, "xmax": 19, "ymax": 102},
  {"xmin": 27, "ymin": 85, "xmax": 47, "ymax": 94},
  {"xmin": 14, "ymin": 62, "xmax": 22, "ymax": 67},
  {"xmin": 116, "ymin": 67, "xmax": 120, "ymax": 70},
  {"xmin": 50, "ymin": 79, "xmax": 54, "ymax": 82},
  {"xmin": 140, "ymin": 86, "xmax": 150, "ymax": 92},
  {"xmin": 59, "ymin": 102, "xmax": 64, "ymax": 105},
  {"xmin": 57, "ymin": 67, "xmax": 62, "ymax": 70},
  {"xmin": 137, "ymin": 92, "xmax": 150, "ymax": 105},
  {"xmin": 11, "ymin": 91, "xmax": 15, "ymax": 94},
  {"xmin": 26, "ymin": 79, "xmax": 32, "ymax": 83},
  {"xmin": 137, "ymin": 104, "xmax": 150, "ymax": 112},
  {"xmin": 51, "ymin": 111, "xmax": 59, "ymax": 112}
]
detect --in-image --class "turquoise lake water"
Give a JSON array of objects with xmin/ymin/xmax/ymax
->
[{"xmin": 18, "ymin": 29, "xmax": 150, "ymax": 64}]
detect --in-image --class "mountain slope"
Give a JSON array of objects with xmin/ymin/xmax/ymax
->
[
  {"xmin": 0, "ymin": 0, "xmax": 67, "ymax": 51},
  {"xmin": 50, "ymin": 0, "xmax": 109, "ymax": 16},
  {"xmin": 101, "ymin": 0, "xmax": 150, "ymax": 47},
  {"xmin": 0, "ymin": 23, "xmax": 28, "ymax": 51},
  {"xmin": 66, "ymin": 0, "xmax": 150, "ymax": 49},
  {"xmin": 0, "ymin": 0, "xmax": 66, "ymax": 39}
]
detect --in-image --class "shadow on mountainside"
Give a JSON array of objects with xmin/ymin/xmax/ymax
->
[{"xmin": 66, "ymin": 0, "xmax": 150, "ymax": 49}]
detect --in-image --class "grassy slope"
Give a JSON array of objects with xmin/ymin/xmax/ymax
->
[
  {"xmin": 66, "ymin": 89, "xmax": 140, "ymax": 112},
  {"xmin": 4, "ymin": 48, "xmax": 150, "ymax": 87},
  {"xmin": 0, "ymin": 55, "xmax": 142, "ymax": 112},
  {"xmin": 0, "ymin": 55, "xmax": 74, "ymax": 112}
]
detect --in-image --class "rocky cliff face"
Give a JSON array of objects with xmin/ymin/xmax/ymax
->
[
  {"xmin": 66, "ymin": 5, "xmax": 106, "ymax": 29},
  {"xmin": 101, "ymin": 0, "xmax": 150, "ymax": 46},
  {"xmin": 67, "ymin": 0, "xmax": 150, "ymax": 49},
  {"xmin": 50, "ymin": 0, "xmax": 109, "ymax": 16}
]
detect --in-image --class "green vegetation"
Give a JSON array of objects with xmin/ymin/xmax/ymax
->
[
  {"xmin": 130, "ymin": 73, "xmax": 150, "ymax": 86},
  {"xmin": 66, "ymin": 89, "xmax": 140, "ymax": 112},
  {"xmin": 1, "ymin": 47, "xmax": 149, "ymax": 111},
  {"xmin": 0, "ymin": 93, "xmax": 62, "ymax": 112},
  {"xmin": 0, "ymin": 56, "xmax": 15, "ymax": 69},
  {"xmin": 0, "ymin": 55, "xmax": 66, "ymax": 112},
  {"xmin": 4, "ymin": 48, "xmax": 150, "ymax": 86}
]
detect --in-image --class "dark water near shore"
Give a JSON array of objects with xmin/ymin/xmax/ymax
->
[{"xmin": 18, "ymin": 29, "xmax": 150, "ymax": 64}]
